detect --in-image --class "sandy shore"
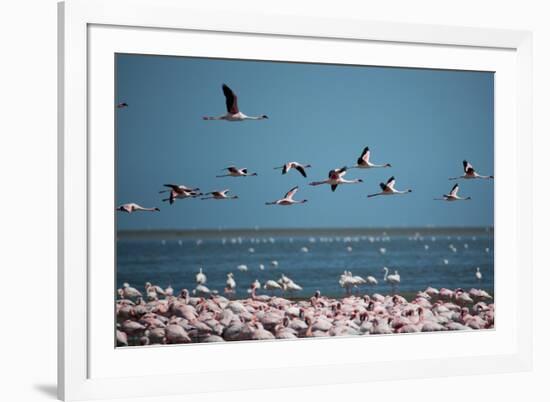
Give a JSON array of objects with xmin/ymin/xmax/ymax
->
[{"xmin": 116, "ymin": 286, "xmax": 494, "ymax": 346}]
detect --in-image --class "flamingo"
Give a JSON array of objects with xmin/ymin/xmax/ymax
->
[
  {"xmin": 217, "ymin": 166, "xmax": 257, "ymax": 178},
  {"xmin": 203, "ymin": 84, "xmax": 268, "ymax": 121},
  {"xmin": 265, "ymin": 186, "xmax": 307, "ymax": 206},
  {"xmin": 475, "ymin": 267, "xmax": 482, "ymax": 284},
  {"xmin": 383, "ymin": 267, "xmax": 400, "ymax": 293},
  {"xmin": 309, "ymin": 167, "xmax": 363, "ymax": 192},
  {"xmin": 224, "ymin": 273, "xmax": 236, "ymax": 294},
  {"xmin": 116, "ymin": 203, "xmax": 160, "ymax": 213},
  {"xmin": 449, "ymin": 160, "xmax": 494, "ymax": 180},
  {"xmin": 434, "ymin": 184, "xmax": 471, "ymax": 201},
  {"xmin": 263, "ymin": 280, "xmax": 282, "ymax": 295},
  {"xmin": 196, "ymin": 268, "xmax": 207, "ymax": 285},
  {"xmin": 273, "ymin": 162, "xmax": 311, "ymax": 178},
  {"xmin": 201, "ymin": 189, "xmax": 239, "ymax": 200},
  {"xmin": 352, "ymin": 146, "xmax": 391, "ymax": 169},
  {"xmin": 367, "ymin": 176, "xmax": 412, "ymax": 198},
  {"xmin": 159, "ymin": 184, "xmax": 202, "ymax": 204},
  {"xmin": 116, "ymin": 102, "xmax": 128, "ymax": 109}
]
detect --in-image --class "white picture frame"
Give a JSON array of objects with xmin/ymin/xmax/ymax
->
[{"xmin": 58, "ymin": 0, "xmax": 533, "ymax": 400}]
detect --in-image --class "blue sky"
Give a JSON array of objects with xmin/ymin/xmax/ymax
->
[{"xmin": 116, "ymin": 54, "xmax": 494, "ymax": 230}]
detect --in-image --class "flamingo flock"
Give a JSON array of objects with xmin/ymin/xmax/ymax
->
[{"xmin": 116, "ymin": 280, "xmax": 494, "ymax": 346}]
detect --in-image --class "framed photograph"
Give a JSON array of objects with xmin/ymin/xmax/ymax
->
[{"xmin": 58, "ymin": 0, "xmax": 533, "ymax": 400}]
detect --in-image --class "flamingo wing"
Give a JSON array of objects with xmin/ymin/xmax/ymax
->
[
  {"xmin": 463, "ymin": 160, "xmax": 475, "ymax": 174},
  {"xmin": 282, "ymin": 163, "xmax": 290, "ymax": 174},
  {"xmin": 386, "ymin": 176, "xmax": 396, "ymax": 189},
  {"xmin": 222, "ymin": 84, "xmax": 239, "ymax": 114},
  {"xmin": 358, "ymin": 146, "xmax": 370, "ymax": 164},
  {"xmin": 226, "ymin": 166, "xmax": 239, "ymax": 173},
  {"xmin": 295, "ymin": 164, "xmax": 307, "ymax": 177},
  {"xmin": 284, "ymin": 186, "xmax": 299, "ymax": 199},
  {"xmin": 450, "ymin": 183, "xmax": 459, "ymax": 197},
  {"xmin": 379, "ymin": 182, "xmax": 388, "ymax": 191},
  {"xmin": 331, "ymin": 184, "xmax": 338, "ymax": 192}
]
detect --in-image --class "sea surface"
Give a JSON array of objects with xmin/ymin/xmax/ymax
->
[{"xmin": 116, "ymin": 228, "xmax": 494, "ymax": 299}]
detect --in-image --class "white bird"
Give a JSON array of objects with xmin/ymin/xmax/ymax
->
[
  {"xmin": 434, "ymin": 183, "xmax": 471, "ymax": 201},
  {"xmin": 383, "ymin": 267, "xmax": 400, "ymax": 292},
  {"xmin": 475, "ymin": 267, "xmax": 482, "ymax": 282},
  {"xmin": 270, "ymin": 260, "xmax": 279, "ymax": 268},
  {"xmin": 366, "ymin": 276, "xmax": 378, "ymax": 285},
  {"xmin": 353, "ymin": 146, "xmax": 391, "ymax": 169},
  {"xmin": 309, "ymin": 167, "xmax": 363, "ymax": 192},
  {"xmin": 266, "ymin": 186, "xmax": 307, "ymax": 206},
  {"xmin": 159, "ymin": 184, "xmax": 202, "ymax": 204},
  {"xmin": 192, "ymin": 284, "xmax": 212, "ymax": 296},
  {"xmin": 237, "ymin": 264, "xmax": 248, "ymax": 272},
  {"xmin": 203, "ymin": 84, "xmax": 268, "ymax": 121},
  {"xmin": 449, "ymin": 160, "xmax": 494, "ymax": 180},
  {"xmin": 259, "ymin": 264, "xmax": 265, "ymax": 270},
  {"xmin": 273, "ymin": 162, "xmax": 312, "ymax": 178},
  {"xmin": 116, "ymin": 203, "xmax": 160, "ymax": 213},
  {"xmin": 201, "ymin": 189, "xmax": 239, "ymax": 200},
  {"xmin": 224, "ymin": 273, "xmax": 236, "ymax": 294},
  {"xmin": 300, "ymin": 246, "xmax": 309, "ymax": 253},
  {"xmin": 283, "ymin": 281, "xmax": 303, "ymax": 293},
  {"xmin": 263, "ymin": 280, "xmax": 282, "ymax": 292},
  {"xmin": 368, "ymin": 176, "xmax": 412, "ymax": 198},
  {"xmin": 217, "ymin": 166, "xmax": 258, "ymax": 178},
  {"xmin": 196, "ymin": 268, "xmax": 207, "ymax": 285}
]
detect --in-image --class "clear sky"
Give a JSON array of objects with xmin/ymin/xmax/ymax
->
[{"xmin": 116, "ymin": 54, "xmax": 494, "ymax": 230}]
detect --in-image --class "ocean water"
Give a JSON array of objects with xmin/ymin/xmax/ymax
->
[{"xmin": 117, "ymin": 229, "xmax": 494, "ymax": 299}]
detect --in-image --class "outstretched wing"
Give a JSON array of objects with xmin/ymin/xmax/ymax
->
[
  {"xmin": 329, "ymin": 166, "xmax": 346, "ymax": 179},
  {"xmin": 284, "ymin": 186, "xmax": 299, "ymax": 199},
  {"xmin": 379, "ymin": 182, "xmax": 388, "ymax": 191},
  {"xmin": 386, "ymin": 176, "xmax": 396, "ymax": 189},
  {"xmin": 282, "ymin": 163, "xmax": 290, "ymax": 175},
  {"xmin": 463, "ymin": 160, "xmax": 475, "ymax": 174},
  {"xmin": 226, "ymin": 166, "xmax": 239, "ymax": 173},
  {"xmin": 450, "ymin": 183, "xmax": 459, "ymax": 197},
  {"xmin": 295, "ymin": 164, "xmax": 307, "ymax": 177},
  {"xmin": 358, "ymin": 146, "xmax": 370, "ymax": 164},
  {"xmin": 331, "ymin": 184, "xmax": 338, "ymax": 192},
  {"xmin": 222, "ymin": 84, "xmax": 239, "ymax": 114}
]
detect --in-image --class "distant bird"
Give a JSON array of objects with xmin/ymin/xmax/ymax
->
[
  {"xmin": 383, "ymin": 267, "xmax": 400, "ymax": 292},
  {"xmin": 160, "ymin": 184, "xmax": 202, "ymax": 204},
  {"xmin": 270, "ymin": 260, "xmax": 279, "ymax": 268},
  {"xmin": 225, "ymin": 273, "xmax": 236, "ymax": 294},
  {"xmin": 116, "ymin": 203, "xmax": 160, "ymax": 213},
  {"xmin": 265, "ymin": 186, "xmax": 307, "ymax": 206},
  {"xmin": 366, "ymin": 276, "xmax": 378, "ymax": 285},
  {"xmin": 264, "ymin": 280, "xmax": 282, "ymax": 293},
  {"xmin": 273, "ymin": 162, "xmax": 312, "ymax": 178},
  {"xmin": 203, "ymin": 84, "xmax": 268, "ymax": 121},
  {"xmin": 237, "ymin": 264, "xmax": 248, "ymax": 272},
  {"xmin": 434, "ymin": 184, "xmax": 472, "ymax": 201},
  {"xmin": 353, "ymin": 146, "xmax": 391, "ymax": 169},
  {"xmin": 196, "ymin": 268, "xmax": 207, "ymax": 285},
  {"xmin": 201, "ymin": 189, "xmax": 239, "ymax": 200},
  {"xmin": 449, "ymin": 160, "xmax": 494, "ymax": 180},
  {"xmin": 116, "ymin": 102, "xmax": 128, "ymax": 108},
  {"xmin": 217, "ymin": 166, "xmax": 258, "ymax": 178},
  {"xmin": 192, "ymin": 284, "xmax": 212, "ymax": 297},
  {"xmin": 475, "ymin": 267, "xmax": 482, "ymax": 283},
  {"xmin": 367, "ymin": 176, "xmax": 412, "ymax": 198},
  {"xmin": 309, "ymin": 167, "xmax": 363, "ymax": 192}
]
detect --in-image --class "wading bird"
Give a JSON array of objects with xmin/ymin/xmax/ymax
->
[
  {"xmin": 116, "ymin": 203, "xmax": 160, "ymax": 213},
  {"xmin": 449, "ymin": 160, "xmax": 494, "ymax": 180},
  {"xmin": 203, "ymin": 84, "xmax": 268, "ymax": 121},
  {"xmin": 201, "ymin": 189, "xmax": 239, "ymax": 200},
  {"xmin": 367, "ymin": 176, "xmax": 412, "ymax": 198},
  {"xmin": 352, "ymin": 146, "xmax": 392, "ymax": 169},
  {"xmin": 309, "ymin": 167, "xmax": 363, "ymax": 192},
  {"xmin": 383, "ymin": 267, "xmax": 401, "ymax": 293},
  {"xmin": 434, "ymin": 183, "xmax": 471, "ymax": 201},
  {"xmin": 265, "ymin": 186, "xmax": 307, "ymax": 206},
  {"xmin": 216, "ymin": 166, "xmax": 257, "ymax": 177},
  {"xmin": 273, "ymin": 162, "xmax": 312, "ymax": 178}
]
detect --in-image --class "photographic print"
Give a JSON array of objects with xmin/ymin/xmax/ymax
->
[{"xmin": 115, "ymin": 54, "xmax": 494, "ymax": 347}]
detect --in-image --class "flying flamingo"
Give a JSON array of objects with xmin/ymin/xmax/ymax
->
[
  {"xmin": 352, "ymin": 146, "xmax": 391, "ymax": 169},
  {"xmin": 309, "ymin": 167, "xmax": 363, "ymax": 192},
  {"xmin": 449, "ymin": 160, "xmax": 494, "ymax": 180},
  {"xmin": 203, "ymin": 84, "xmax": 268, "ymax": 121},
  {"xmin": 201, "ymin": 189, "xmax": 239, "ymax": 200},
  {"xmin": 265, "ymin": 186, "xmax": 307, "ymax": 206},
  {"xmin": 273, "ymin": 162, "xmax": 312, "ymax": 178},
  {"xmin": 367, "ymin": 176, "xmax": 412, "ymax": 198},
  {"xmin": 216, "ymin": 166, "xmax": 257, "ymax": 177},
  {"xmin": 116, "ymin": 102, "xmax": 128, "ymax": 109},
  {"xmin": 116, "ymin": 203, "xmax": 160, "ymax": 213},
  {"xmin": 159, "ymin": 184, "xmax": 202, "ymax": 204},
  {"xmin": 434, "ymin": 183, "xmax": 472, "ymax": 201}
]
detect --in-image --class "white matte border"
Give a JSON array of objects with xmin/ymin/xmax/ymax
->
[{"xmin": 59, "ymin": 1, "xmax": 532, "ymax": 400}]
